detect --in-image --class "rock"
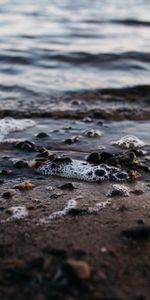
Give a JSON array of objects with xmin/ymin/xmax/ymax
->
[
  {"xmin": 100, "ymin": 152, "xmax": 113, "ymax": 163},
  {"xmin": 86, "ymin": 152, "xmax": 101, "ymax": 164},
  {"xmin": 1, "ymin": 169, "xmax": 12, "ymax": 175},
  {"xmin": 13, "ymin": 181, "xmax": 34, "ymax": 190},
  {"xmin": 64, "ymin": 136, "xmax": 80, "ymax": 144},
  {"xmin": 13, "ymin": 160, "xmax": 28, "ymax": 168},
  {"xmin": 62, "ymin": 259, "xmax": 91, "ymax": 280},
  {"xmin": 83, "ymin": 129, "xmax": 102, "ymax": 138},
  {"xmin": 128, "ymin": 170, "xmax": 140, "ymax": 180},
  {"xmin": 58, "ymin": 183, "xmax": 76, "ymax": 190},
  {"xmin": 111, "ymin": 135, "xmax": 145, "ymax": 149},
  {"xmin": 2, "ymin": 190, "xmax": 16, "ymax": 199},
  {"xmin": 107, "ymin": 184, "xmax": 130, "ymax": 197},
  {"xmin": 36, "ymin": 132, "xmax": 49, "ymax": 138},
  {"xmin": 121, "ymin": 225, "xmax": 150, "ymax": 240},
  {"xmin": 15, "ymin": 140, "xmax": 36, "ymax": 152}
]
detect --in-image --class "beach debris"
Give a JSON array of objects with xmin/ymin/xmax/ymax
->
[
  {"xmin": 13, "ymin": 181, "xmax": 34, "ymax": 190},
  {"xmin": 111, "ymin": 135, "xmax": 145, "ymax": 149},
  {"xmin": 0, "ymin": 117, "xmax": 35, "ymax": 142},
  {"xmin": 107, "ymin": 184, "xmax": 130, "ymax": 197},
  {"xmin": 83, "ymin": 129, "xmax": 102, "ymax": 138},
  {"xmin": 61, "ymin": 259, "xmax": 91, "ymax": 280},
  {"xmin": 7, "ymin": 206, "xmax": 28, "ymax": 220},
  {"xmin": 121, "ymin": 225, "xmax": 150, "ymax": 241}
]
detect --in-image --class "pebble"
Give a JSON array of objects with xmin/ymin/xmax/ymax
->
[
  {"xmin": 2, "ymin": 189, "xmax": 16, "ymax": 199},
  {"xmin": 58, "ymin": 183, "xmax": 76, "ymax": 190},
  {"xmin": 13, "ymin": 181, "xmax": 34, "ymax": 190},
  {"xmin": 62, "ymin": 259, "xmax": 91, "ymax": 280},
  {"xmin": 86, "ymin": 152, "xmax": 101, "ymax": 164},
  {"xmin": 111, "ymin": 135, "xmax": 145, "ymax": 149},
  {"xmin": 13, "ymin": 160, "xmax": 28, "ymax": 168},
  {"xmin": 36, "ymin": 132, "xmax": 49, "ymax": 138},
  {"xmin": 1, "ymin": 169, "xmax": 12, "ymax": 175},
  {"xmin": 15, "ymin": 140, "xmax": 36, "ymax": 152},
  {"xmin": 83, "ymin": 129, "xmax": 102, "ymax": 138},
  {"xmin": 107, "ymin": 184, "xmax": 130, "ymax": 197},
  {"xmin": 121, "ymin": 225, "xmax": 150, "ymax": 241},
  {"xmin": 64, "ymin": 136, "xmax": 80, "ymax": 144}
]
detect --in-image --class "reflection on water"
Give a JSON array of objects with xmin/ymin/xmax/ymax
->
[{"xmin": 0, "ymin": 0, "xmax": 150, "ymax": 101}]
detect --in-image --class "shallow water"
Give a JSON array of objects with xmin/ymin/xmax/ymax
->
[{"xmin": 0, "ymin": 0, "xmax": 150, "ymax": 104}]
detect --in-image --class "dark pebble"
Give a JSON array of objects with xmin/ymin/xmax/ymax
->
[
  {"xmin": 121, "ymin": 225, "xmax": 150, "ymax": 241},
  {"xmin": 15, "ymin": 140, "xmax": 36, "ymax": 152},
  {"xmin": 59, "ymin": 183, "xmax": 76, "ymax": 190},
  {"xmin": 100, "ymin": 152, "xmax": 113, "ymax": 163},
  {"xmin": 14, "ymin": 160, "xmax": 28, "ymax": 168},
  {"xmin": 53, "ymin": 157, "xmax": 72, "ymax": 164},
  {"xmin": 64, "ymin": 138, "xmax": 74, "ymax": 144},
  {"xmin": 36, "ymin": 132, "xmax": 49, "ymax": 138},
  {"xmin": 86, "ymin": 152, "xmax": 101, "ymax": 164},
  {"xmin": 2, "ymin": 190, "xmax": 15, "ymax": 199},
  {"xmin": 0, "ymin": 179, "xmax": 4, "ymax": 184},
  {"xmin": 1, "ymin": 169, "xmax": 12, "ymax": 176},
  {"xmin": 61, "ymin": 259, "xmax": 91, "ymax": 280}
]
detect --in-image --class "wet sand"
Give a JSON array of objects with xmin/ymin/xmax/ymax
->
[{"xmin": 0, "ymin": 110, "xmax": 150, "ymax": 300}]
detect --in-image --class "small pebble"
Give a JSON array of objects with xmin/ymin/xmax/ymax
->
[
  {"xmin": 1, "ymin": 169, "xmax": 12, "ymax": 175},
  {"xmin": 121, "ymin": 225, "xmax": 150, "ymax": 240},
  {"xmin": 13, "ymin": 160, "xmax": 28, "ymax": 168},
  {"xmin": 36, "ymin": 132, "xmax": 49, "ymax": 138},
  {"xmin": 15, "ymin": 140, "xmax": 36, "ymax": 152},
  {"xmin": 86, "ymin": 152, "xmax": 101, "ymax": 164},
  {"xmin": 2, "ymin": 190, "xmax": 16, "ymax": 199},
  {"xmin": 58, "ymin": 183, "xmax": 76, "ymax": 190},
  {"xmin": 107, "ymin": 184, "xmax": 130, "ymax": 197},
  {"xmin": 13, "ymin": 181, "xmax": 34, "ymax": 190},
  {"xmin": 111, "ymin": 135, "xmax": 145, "ymax": 149},
  {"xmin": 62, "ymin": 259, "xmax": 91, "ymax": 280},
  {"xmin": 83, "ymin": 129, "xmax": 102, "ymax": 138}
]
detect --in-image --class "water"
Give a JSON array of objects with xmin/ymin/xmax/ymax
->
[{"xmin": 0, "ymin": 0, "xmax": 150, "ymax": 103}]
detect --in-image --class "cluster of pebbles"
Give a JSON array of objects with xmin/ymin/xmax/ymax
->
[
  {"xmin": 36, "ymin": 135, "xmax": 148, "ymax": 182},
  {"xmin": 2, "ymin": 134, "xmax": 147, "ymax": 184}
]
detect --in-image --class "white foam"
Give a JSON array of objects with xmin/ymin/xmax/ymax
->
[
  {"xmin": 107, "ymin": 184, "xmax": 130, "ymax": 197},
  {"xmin": 39, "ymin": 197, "xmax": 110, "ymax": 223},
  {"xmin": 40, "ymin": 198, "xmax": 77, "ymax": 223},
  {"xmin": 37, "ymin": 159, "xmax": 128, "ymax": 182},
  {"xmin": 6, "ymin": 206, "xmax": 28, "ymax": 221},
  {"xmin": 83, "ymin": 129, "xmax": 102, "ymax": 138},
  {"xmin": 111, "ymin": 135, "xmax": 145, "ymax": 149},
  {"xmin": 0, "ymin": 117, "xmax": 35, "ymax": 141}
]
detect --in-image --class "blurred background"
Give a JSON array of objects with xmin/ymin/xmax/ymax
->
[{"xmin": 0, "ymin": 0, "xmax": 150, "ymax": 102}]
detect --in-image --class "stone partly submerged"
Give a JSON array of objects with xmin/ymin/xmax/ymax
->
[{"xmin": 111, "ymin": 135, "xmax": 145, "ymax": 149}]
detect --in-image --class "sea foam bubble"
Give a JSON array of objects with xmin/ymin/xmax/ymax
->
[
  {"xmin": 37, "ymin": 159, "xmax": 128, "ymax": 182},
  {"xmin": 0, "ymin": 117, "xmax": 35, "ymax": 141},
  {"xmin": 111, "ymin": 135, "xmax": 145, "ymax": 149}
]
